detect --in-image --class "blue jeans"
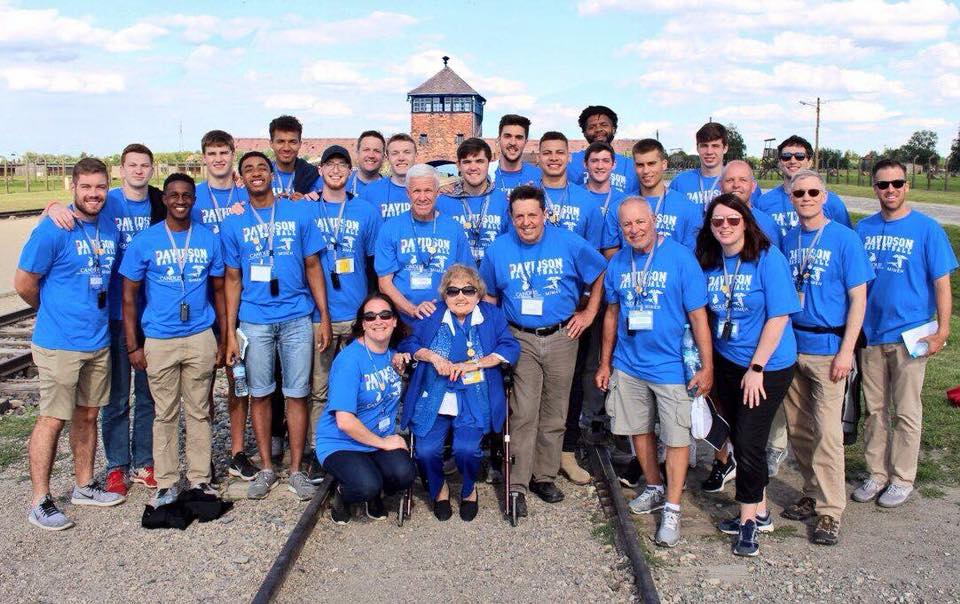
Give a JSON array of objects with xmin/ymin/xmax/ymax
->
[
  {"xmin": 415, "ymin": 415, "xmax": 484, "ymax": 500},
  {"xmin": 322, "ymin": 449, "xmax": 416, "ymax": 504},
  {"xmin": 101, "ymin": 320, "xmax": 155, "ymax": 471},
  {"xmin": 240, "ymin": 315, "xmax": 313, "ymax": 399}
]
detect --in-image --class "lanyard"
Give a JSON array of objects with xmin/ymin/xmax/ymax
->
[
  {"xmin": 208, "ymin": 183, "xmax": 235, "ymax": 211},
  {"xmin": 648, "ymin": 190, "xmax": 666, "ymax": 221},
  {"xmin": 75, "ymin": 215, "xmax": 102, "ymax": 271},
  {"xmin": 543, "ymin": 185, "xmax": 568, "ymax": 223},
  {"xmin": 250, "ymin": 203, "xmax": 277, "ymax": 267},
  {"xmin": 118, "ymin": 188, "xmax": 148, "ymax": 221},
  {"xmin": 273, "ymin": 170, "xmax": 294, "ymax": 197},
  {"xmin": 408, "ymin": 212, "xmax": 438, "ymax": 269},
  {"xmin": 698, "ymin": 170, "xmax": 721, "ymax": 209},
  {"xmin": 516, "ymin": 237, "xmax": 544, "ymax": 292},
  {"xmin": 721, "ymin": 256, "xmax": 743, "ymax": 323},
  {"xmin": 630, "ymin": 239, "xmax": 659, "ymax": 307},
  {"xmin": 452, "ymin": 313, "xmax": 477, "ymax": 358},
  {"xmin": 318, "ymin": 197, "xmax": 349, "ymax": 258},
  {"xmin": 461, "ymin": 194, "xmax": 491, "ymax": 240},
  {"xmin": 350, "ymin": 171, "xmax": 358, "ymax": 197},
  {"xmin": 795, "ymin": 222, "xmax": 827, "ymax": 292},
  {"xmin": 163, "ymin": 223, "xmax": 193, "ymax": 294},
  {"xmin": 360, "ymin": 338, "xmax": 392, "ymax": 403}
]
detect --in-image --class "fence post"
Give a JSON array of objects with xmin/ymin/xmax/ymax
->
[
  {"xmin": 61, "ymin": 158, "xmax": 66, "ymax": 191},
  {"xmin": 3, "ymin": 159, "xmax": 7, "ymax": 194}
]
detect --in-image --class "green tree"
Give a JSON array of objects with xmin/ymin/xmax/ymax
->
[
  {"xmin": 818, "ymin": 148, "xmax": 847, "ymax": 169},
  {"xmin": 724, "ymin": 124, "xmax": 746, "ymax": 160},
  {"xmin": 899, "ymin": 129, "xmax": 939, "ymax": 165},
  {"xmin": 949, "ymin": 124, "xmax": 960, "ymax": 172}
]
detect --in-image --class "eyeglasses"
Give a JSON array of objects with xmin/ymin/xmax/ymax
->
[
  {"xmin": 323, "ymin": 161, "xmax": 350, "ymax": 171},
  {"xmin": 445, "ymin": 286, "xmax": 479, "ymax": 297},
  {"xmin": 780, "ymin": 152, "xmax": 808, "ymax": 161},
  {"xmin": 874, "ymin": 179, "xmax": 906, "ymax": 190},
  {"xmin": 363, "ymin": 310, "xmax": 395, "ymax": 322},
  {"xmin": 791, "ymin": 189, "xmax": 821, "ymax": 199},
  {"xmin": 711, "ymin": 215, "xmax": 742, "ymax": 228}
]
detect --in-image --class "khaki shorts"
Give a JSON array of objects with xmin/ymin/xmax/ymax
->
[
  {"xmin": 605, "ymin": 368, "xmax": 692, "ymax": 447},
  {"xmin": 32, "ymin": 344, "xmax": 110, "ymax": 421}
]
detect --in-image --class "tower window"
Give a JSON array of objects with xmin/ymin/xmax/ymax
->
[
  {"xmin": 455, "ymin": 133, "xmax": 464, "ymax": 145},
  {"xmin": 419, "ymin": 133, "xmax": 428, "ymax": 146}
]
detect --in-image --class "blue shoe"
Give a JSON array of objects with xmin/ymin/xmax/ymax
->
[
  {"xmin": 71, "ymin": 481, "xmax": 125, "ymax": 507},
  {"xmin": 718, "ymin": 512, "xmax": 774, "ymax": 535},
  {"xmin": 733, "ymin": 519, "xmax": 760, "ymax": 557},
  {"xmin": 28, "ymin": 495, "xmax": 74, "ymax": 531}
]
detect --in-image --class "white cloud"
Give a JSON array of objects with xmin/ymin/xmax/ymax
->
[
  {"xmin": 618, "ymin": 121, "xmax": 673, "ymax": 138},
  {"xmin": 254, "ymin": 11, "xmax": 417, "ymax": 48},
  {"xmin": 0, "ymin": 5, "xmax": 165, "ymax": 53},
  {"xmin": 714, "ymin": 104, "xmax": 790, "ymax": 122},
  {"xmin": 301, "ymin": 60, "xmax": 369, "ymax": 86},
  {"xmin": 0, "ymin": 66, "xmax": 124, "ymax": 94},
  {"xmin": 263, "ymin": 95, "xmax": 353, "ymax": 116},
  {"xmin": 486, "ymin": 94, "xmax": 537, "ymax": 110},
  {"xmin": 162, "ymin": 14, "xmax": 259, "ymax": 43},
  {"xmin": 185, "ymin": 45, "xmax": 246, "ymax": 73},
  {"xmin": 936, "ymin": 73, "xmax": 960, "ymax": 99},
  {"xmin": 105, "ymin": 23, "xmax": 168, "ymax": 52},
  {"xmin": 620, "ymin": 31, "xmax": 865, "ymax": 64}
]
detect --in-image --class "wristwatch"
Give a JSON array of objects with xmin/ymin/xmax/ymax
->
[{"xmin": 750, "ymin": 363, "xmax": 764, "ymax": 373}]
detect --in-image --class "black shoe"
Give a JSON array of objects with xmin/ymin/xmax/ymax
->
[
  {"xmin": 460, "ymin": 493, "xmax": 479, "ymax": 522},
  {"xmin": 782, "ymin": 496, "xmax": 817, "ymax": 521},
  {"xmin": 306, "ymin": 456, "xmax": 325, "ymax": 486},
  {"xmin": 365, "ymin": 495, "xmax": 387, "ymax": 520},
  {"xmin": 529, "ymin": 481, "xmax": 565, "ymax": 503},
  {"xmin": 511, "ymin": 491, "xmax": 528, "ymax": 517},
  {"xmin": 228, "ymin": 452, "xmax": 260, "ymax": 482},
  {"xmin": 701, "ymin": 457, "xmax": 736, "ymax": 493},
  {"xmin": 618, "ymin": 458, "xmax": 643, "ymax": 488},
  {"xmin": 330, "ymin": 487, "xmax": 350, "ymax": 525},
  {"xmin": 433, "ymin": 498, "xmax": 453, "ymax": 521}
]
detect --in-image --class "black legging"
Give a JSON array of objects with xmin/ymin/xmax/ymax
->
[{"xmin": 323, "ymin": 449, "xmax": 417, "ymax": 504}]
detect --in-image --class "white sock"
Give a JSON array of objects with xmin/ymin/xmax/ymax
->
[
  {"xmin": 665, "ymin": 502, "xmax": 681, "ymax": 513},
  {"xmin": 647, "ymin": 484, "xmax": 664, "ymax": 494}
]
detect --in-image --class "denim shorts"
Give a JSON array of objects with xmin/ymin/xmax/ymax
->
[{"xmin": 239, "ymin": 315, "xmax": 313, "ymax": 398}]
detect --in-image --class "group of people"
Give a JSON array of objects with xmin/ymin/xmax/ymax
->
[{"xmin": 15, "ymin": 107, "xmax": 955, "ymax": 560}]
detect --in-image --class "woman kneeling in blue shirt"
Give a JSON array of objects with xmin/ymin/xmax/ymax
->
[
  {"xmin": 314, "ymin": 294, "xmax": 416, "ymax": 524},
  {"xmin": 400, "ymin": 264, "xmax": 520, "ymax": 521}
]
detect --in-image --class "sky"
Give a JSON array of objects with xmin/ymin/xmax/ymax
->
[{"xmin": 1, "ymin": 0, "xmax": 958, "ymax": 158}]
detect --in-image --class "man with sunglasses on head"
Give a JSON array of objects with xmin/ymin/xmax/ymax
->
[
  {"xmin": 756, "ymin": 135, "xmax": 851, "ymax": 240},
  {"xmin": 853, "ymin": 159, "xmax": 957, "ymax": 509},
  {"xmin": 220, "ymin": 151, "xmax": 333, "ymax": 501},
  {"xmin": 779, "ymin": 169, "xmax": 874, "ymax": 545}
]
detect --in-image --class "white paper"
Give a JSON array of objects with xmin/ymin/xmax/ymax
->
[{"xmin": 901, "ymin": 320, "xmax": 939, "ymax": 358}]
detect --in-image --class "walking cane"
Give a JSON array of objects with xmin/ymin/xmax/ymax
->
[{"xmin": 500, "ymin": 362, "xmax": 518, "ymax": 527}]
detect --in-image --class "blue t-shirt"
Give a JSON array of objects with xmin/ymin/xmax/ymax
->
[
  {"xmin": 191, "ymin": 182, "xmax": 249, "ymax": 237},
  {"xmin": 19, "ymin": 214, "xmax": 120, "ymax": 352},
  {"xmin": 756, "ymin": 185, "xmax": 851, "ymax": 240},
  {"xmin": 587, "ymin": 188, "xmax": 627, "ymax": 224},
  {"xmin": 220, "ymin": 199, "xmax": 324, "ymax": 325},
  {"xmin": 374, "ymin": 211, "xmax": 474, "ymax": 314},
  {"xmin": 567, "ymin": 150, "xmax": 639, "ymax": 194},
  {"xmin": 669, "ymin": 169, "xmax": 761, "ymax": 214},
  {"xmin": 857, "ymin": 210, "xmax": 958, "ymax": 346},
  {"xmin": 346, "ymin": 171, "xmax": 382, "ymax": 198},
  {"xmin": 492, "ymin": 163, "xmax": 541, "ymax": 198},
  {"xmin": 542, "ymin": 183, "xmax": 603, "ymax": 247},
  {"xmin": 753, "ymin": 207, "xmax": 783, "ymax": 249},
  {"xmin": 436, "ymin": 190, "xmax": 511, "ymax": 264},
  {"xmin": 272, "ymin": 167, "xmax": 320, "ymax": 197},
  {"xmin": 480, "ymin": 226, "xmax": 607, "ymax": 328},
  {"xmin": 119, "ymin": 222, "xmax": 224, "ymax": 339},
  {"xmin": 602, "ymin": 190, "xmax": 700, "ymax": 251},
  {"xmin": 101, "ymin": 189, "xmax": 153, "ymax": 320},
  {"xmin": 604, "ymin": 238, "xmax": 707, "ymax": 383},
  {"xmin": 361, "ymin": 178, "xmax": 410, "ymax": 221},
  {"xmin": 313, "ymin": 340, "xmax": 403, "ymax": 464},
  {"xmin": 311, "ymin": 197, "xmax": 381, "ymax": 323},
  {"xmin": 781, "ymin": 221, "xmax": 874, "ymax": 354},
  {"xmin": 704, "ymin": 247, "xmax": 800, "ymax": 370}
]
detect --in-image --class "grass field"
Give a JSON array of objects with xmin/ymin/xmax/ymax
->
[{"xmin": 758, "ymin": 179, "xmax": 960, "ymax": 206}]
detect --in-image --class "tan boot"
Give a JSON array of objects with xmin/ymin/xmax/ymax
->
[{"xmin": 560, "ymin": 452, "xmax": 591, "ymax": 485}]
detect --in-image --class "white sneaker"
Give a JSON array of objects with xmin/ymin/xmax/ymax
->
[
  {"xmin": 655, "ymin": 508, "xmax": 681, "ymax": 547},
  {"xmin": 628, "ymin": 486, "xmax": 665, "ymax": 515},
  {"xmin": 852, "ymin": 478, "xmax": 886, "ymax": 503},
  {"xmin": 877, "ymin": 483, "xmax": 913, "ymax": 508}
]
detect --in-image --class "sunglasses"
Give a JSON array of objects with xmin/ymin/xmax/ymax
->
[
  {"xmin": 791, "ymin": 189, "xmax": 821, "ymax": 199},
  {"xmin": 780, "ymin": 152, "xmax": 808, "ymax": 161},
  {"xmin": 363, "ymin": 310, "xmax": 395, "ymax": 322},
  {"xmin": 445, "ymin": 286, "xmax": 479, "ymax": 297},
  {"xmin": 874, "ymin": 179, "xmax": 906, "ymax": 190},
  {"xmin": 711, "ymin": 215, "xmax": 742, "ymax": 228}
]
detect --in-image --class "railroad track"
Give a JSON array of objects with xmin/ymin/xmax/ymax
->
[
  {"xmin": 0, "ymin": 208, "xmax": 44, "ymax": 219},
  {"xmin": 250, "ymin": 444, "xmax": 660, "ymax": 603},
  {"xmin": 0, "ymin": 307, "xmax": 37, "ymax": 379}
]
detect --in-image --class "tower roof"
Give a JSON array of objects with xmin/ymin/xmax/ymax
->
[{"xmin": 407, "ymin": 57, "xmax": 486, "ymax": 101}]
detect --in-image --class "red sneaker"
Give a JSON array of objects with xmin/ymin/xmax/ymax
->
[
  {"xmin": 105, "ymin": 468, "xmax": 128, "ymax": 497},
  {"xmin": 131, "ymin": 466, "xmax": 157, "ymax": 489}
]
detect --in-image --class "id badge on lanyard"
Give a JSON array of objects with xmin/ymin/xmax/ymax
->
[
  {"xmin": 251, "ymin": 264, "xmax": 272, "ymax": 282},
  {"xmin": 521, "ymin": 294, "xmax": 544, "ymax": 316},
  {"xmin": 628, "ymin": 309, "xmax": 653, "ymax": 331}
]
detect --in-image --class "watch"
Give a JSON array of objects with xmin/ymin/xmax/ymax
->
[{"xmin": 750, "ymin": 363, "xmax": 764, "ymax": 373}]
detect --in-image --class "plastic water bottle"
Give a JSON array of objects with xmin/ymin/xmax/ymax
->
[
  {"xmin": 233, "ymin": 361, "xmax": 249, "ymax": 397},
  {"xmin": 681, "ymin": 323, "xmax": 701, "ymax": 397}
]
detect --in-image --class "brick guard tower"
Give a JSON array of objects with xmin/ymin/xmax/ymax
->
[{"xmin": 407, "ymin": 56, "xmax": 486, "ymax": 163}]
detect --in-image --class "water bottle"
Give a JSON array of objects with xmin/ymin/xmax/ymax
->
[
  {"xmin": 233, "ymin": 361, "xmax": 250, "ymax": 397},
  {"xmin": 681, "ymin": 323, "xmax": 701, "ymax": 397}
]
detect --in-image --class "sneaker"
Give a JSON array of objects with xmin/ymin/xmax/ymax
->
[
  {"xmin": 71, "ymin": 481, "xmax": 125, "ymax": 507},
  {"xmin": 366, "ymin": 495, "xmax": 387, "ymax": 520},
  {"xmin": 629, "ymin": 486, "xmax": 665, "ymax": 515},
  {"xmin": 105, "ymin": 468, "xmax": 128, "ymax": 498},
  {"xmin": 618, "ymin": 458, "xmax": 643, "ymax": 488},
  {"xmin": 877, "ymin": 483, "xmax": 913, "ymax": 508},
  {"xmin": 330, "ymin": 487, "xmax": 350, "ymax": 524},
  {"xmin": 131, "ymin": 466, "xmax": 157, "ymax": 489},
  {"xmin": 28, "ymin": 495, "xmax": 74, "ymax": 531},
  {"xmin": 702, "ymin": 457, "xmax": 736, "ymax": 493},
  {"xmin": 306, "ymin": 456, "xmax": 325, "ymax": 485},
  {"xmin": 287, "ymin": 471, "xmax": 317, "ymax": 501},
  {"xmin": 190, "ymin": 482, "xmax": 218, "ymax": 497},
  {"xmin": 655, "ymin": 508, "xmax": 681, "ymax": 547},
  {"xmin": 733, "ymin": 519, "xmax": 760, "ymax": 557},
  {"xmin": 812, "ymin": 514, "xmax": 840, "ymax": 545},
  {"xmin": 248, "ymin": 469, "xmax": 279, "ymax": 500},
  {"xmin": 852, "ymin": 478, "xmax": 886, "ymax": 503},
  {"xmin": 559, "ymin": 451, "xmax": 591, "ymax": 485},
  {"xmin": 228, "ymin": 452, "xmax": 261, "ymax": 481},
  {"xmin": 766, "ymin": 447, "xmax": 788, "ymax": 477},
  {"xmin": 782, "ymin": 496, "xmax": 817, "ymax": 520},
  {"xmin": 718, "ymin": 512, "xmax": 774, "ymax": 535},
  {"xmin": 151, "ymin": 486, "xmax": 179, "ymax": 507}
]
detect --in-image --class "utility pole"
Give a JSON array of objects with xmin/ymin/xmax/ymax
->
[{"xmin": 799, "ymin": 97, "xmax": 823, "ymax": 170}]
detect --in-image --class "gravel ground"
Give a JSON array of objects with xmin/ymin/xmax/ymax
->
[{"xmin": 278, "ymin": 478, "xmax": 636, "ymax": 604}]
